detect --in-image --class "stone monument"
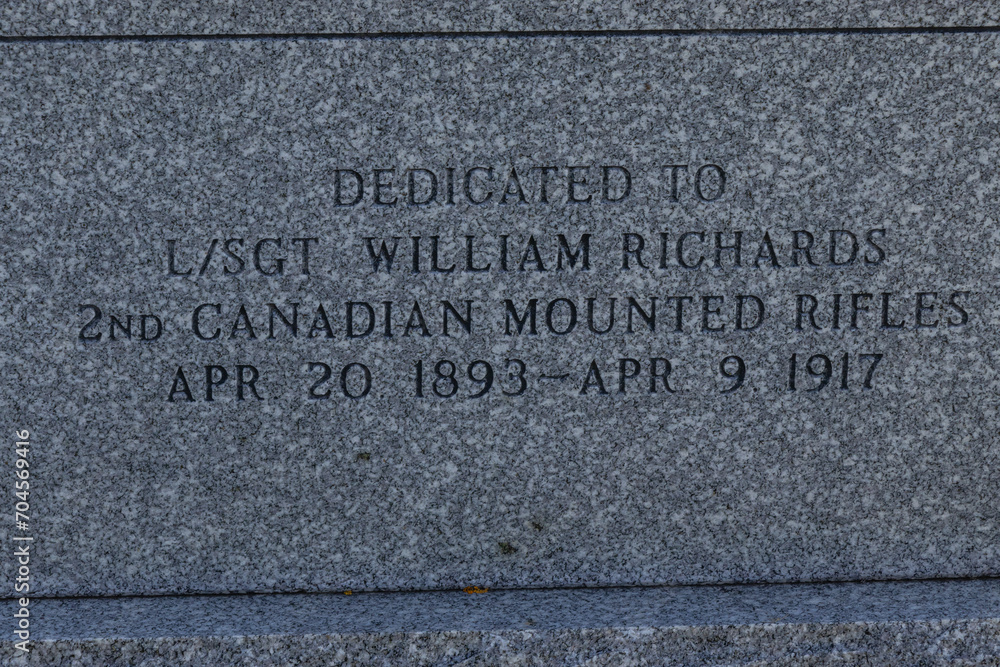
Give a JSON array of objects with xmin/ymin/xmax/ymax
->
[{"xmin": 3, "ymin": 2, "xmax": 1000, "ymax": 664}]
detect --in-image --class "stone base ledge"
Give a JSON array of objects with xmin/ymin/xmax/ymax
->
[{"xmin": 4, "ymin": 579, "xmax": 1000, "ymax": 665}]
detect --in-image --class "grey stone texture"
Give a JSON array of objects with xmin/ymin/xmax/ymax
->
[
  {"xmin": 3, "ymin": 32, "xmax": 1000, "ymax": 599},
  {"xmin": 19, "ymin": 579, "xmax": 1000, "ymax": 637},
  {"xmin": 2, "ymin": 1, "xmax": 998, "ymax": 37},
  {"xmin": 4, "ymin": 580, "xmax": 1000, "ymax": 665},
  {"xmin": 11, "ymin": 621, "xmax": 1000, "ymax": 666}
]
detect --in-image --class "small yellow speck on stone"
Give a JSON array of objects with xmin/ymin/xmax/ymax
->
[{"xmin": 462, "ymin": 586, "xmax": 489, "ymax": 594}]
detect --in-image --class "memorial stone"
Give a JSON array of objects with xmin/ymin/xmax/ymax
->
[{"xmin": 3, "ymin": 2, "xmax": 1000, "ymax": 664}]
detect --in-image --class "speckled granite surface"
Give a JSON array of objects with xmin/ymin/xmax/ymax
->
[
  {"xmin": 17, "ymin": 580, "xmax": 1000, "ymax": 637},
  {"xmin": 8, "ymin": 622, "xmax": 1000, "ymax": 666},
  {"xmin": 4, "ymin": 580, "xmax": 1000, "ymax": 665},
  {"xmin": 4, "ymin": 3, "xmax": 1000, "ymax": 664},
  {"xmin": 2, "ymin": 2, "xmax": 999, "ymax": 37},
  {"xmin": 3, "ymin": 32, "xmax": 1000, "ymax": 598}
]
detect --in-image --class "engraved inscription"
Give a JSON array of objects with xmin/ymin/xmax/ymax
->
[{"xmin": 65, "ymin": 161, "xmax": 973, "ymax": 404}]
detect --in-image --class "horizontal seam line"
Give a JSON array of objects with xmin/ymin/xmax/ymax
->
[
  {"xmin": 9, "ymin": 573, "xmax": 1000, "ymax": 603},
  {"xmin": 3, "ymin": 25, "xmax": 1000, "ymax": 43}
]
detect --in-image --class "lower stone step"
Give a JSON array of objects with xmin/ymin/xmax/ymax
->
[{"xmin": 5, "ymin": 579, "xmax": 1000, "ymax": 665}]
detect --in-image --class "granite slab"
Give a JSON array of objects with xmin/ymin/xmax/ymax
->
[
  {"xmin": 1, "ymin": 1, "xmax": 999, "ymax": 37},
  {"xmin": 4, "ymin": 580, "xmax": 1000, "ymax": 665},
  {"xmin": 3, "ymin": 32, "xmax": 1000, "ymax": 598}
]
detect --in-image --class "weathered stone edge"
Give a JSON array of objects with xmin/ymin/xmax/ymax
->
[
  {"xmin": 17, "ymin": 579, "xmax": 1000, "ymax": 638},
  {"xmin": 3, "ymin": 579, "xmax": 1000, "ymax": 664}
]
